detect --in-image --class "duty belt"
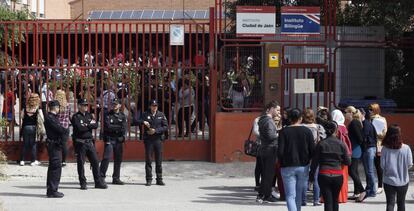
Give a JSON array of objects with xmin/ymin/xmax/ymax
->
[{"xmin": 74, "ymin": 138, "xmax": 93, "ymax": 143}]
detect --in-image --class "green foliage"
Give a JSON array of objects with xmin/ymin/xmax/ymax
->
[
  {"xmin": 337, "ymin": 0, "xmax": 414, "ymax": 38},
  {"xmin": 337, "ymin": 0, "xmax": 414, "ymax": 108},
  {"xmin": 0, "ymin": 6, "xmax": 29, "ymax": 50},
  {"xmin": 0, "ymin": 6, "xmax": 28, "ymax": 67}
]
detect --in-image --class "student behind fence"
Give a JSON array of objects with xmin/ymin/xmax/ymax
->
[
  {"xmin": 54, "ymin": 90, "xmax": 71, "ymax": 166},
  {"xmin": 228, "ymin": 77, "xmax": 248, "ymax": 110},
  {"xmin": 310, "ymin": 121, "xmax": 351, "ymax": 211},
  {"xmin": 345, "ymin": 106, "xmax": 365, "ymax": 200},
  {"xmin": 2, "ymin": 84, "xmax": 14, "ymax": 139},
  {"xmin": 278, "ymin": 108, "xmax": 315, "ymax": 211},
  {"xmin": 369, "ymin": 103, "xmax": 387, "ymax": 195},
  {"xmin": 256, "ymin": 100, "xmax": 280, "ymax": 204},
  {"xmin": 19, "ymin": 93, "xmax": 42, "ymax": 166},
  {"xmin": 381, "ymin": 125, "xmax": 412, "ymax": 211},
  {"xmin": 177, "ymin": 79, "xmax": 195, "ymax": 137},
  {"xmin": 302, "ymin": 108, "xmax": 326, "ymax": 206}
]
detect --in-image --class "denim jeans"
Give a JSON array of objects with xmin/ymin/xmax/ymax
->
[
  {"xmin": 302, "ymin": 166, "xmax": 320, "ymax": 204},
  {"xmin": 363, "ymin": 147, "xmax": 377, "ymax": 197},
  {"xmin": 281, "ymin": 166, "xmax": 308, "ymax": 211}
]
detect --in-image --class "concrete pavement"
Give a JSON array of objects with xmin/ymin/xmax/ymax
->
[{"xmin": 0, "ymin": 161, "xmax": 413, "ymax": 211}]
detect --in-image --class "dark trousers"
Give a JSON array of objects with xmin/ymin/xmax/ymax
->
[
  {"xmin": 255, "ymin": 156, "xmax": 262, "ymax": 187},
  {"xmin": 384, "ymin": 183, "xmax": 409, "ymax": 211},
  {"xmin": 61, "ymin": 131, "xmax": 69, "ymax": 163},
  {"xmin": 177, "ymin": 106, "xmax": 193, "ymax": 136},
  {"xmin": 20, "ymin": 125, "xmax": 37, "ymax": 162},
  {"xmin": 100, "ymin": 138, "xmax": 124, "ymax": 180},
  {"xmin": 349, "ymin": 158, "xmax": 365, "ymax": 194},
  {"xmin": 259, "ymin": 146, "xmax": 277, "ymax": 198},
  {"xmin": 375, "ymin": 155, "xmax": 383, "ymax": 188},
  {"xmin": 191, "ymin": 103, "xmax": 209, "ymax": 132},
  {"xmin": 144, "ymin": 139, "xmax": 163, "ymax": 181},
  {"xmin": 74, "ymin": 141, "xmax": 103, "ymax": 186},
  {"xmin": 318, "ymin": 174, "xmax": 343, "ymax": 211},
  {"xmin": 46, "ymin": 142, "xmax": 62, "ymax": 194}
]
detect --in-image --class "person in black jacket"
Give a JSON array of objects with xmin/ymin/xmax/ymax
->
[
  {"xmin": 71, "ymin": 99, "xmax": 107, "ymax": 190},
  {"xmin": 44, "ymin": 100, "xmax": 68, "ymax": 198},
  {"xmin": 137, "ymin": 99, "xmax": 168, "ymax": 186},
  {"xmin": 346, "ymin": 106, "xmax": 365, "ymax": 199},
  {"xmin": 100, "ymin": 98, "xmax": 127, "ymax": 185},
  {"xmin": 278, "ymin": 108, "xmax": 315, "ymax": 211},
  {"xmin": 256, "ymin": 100, "xmax": 280, "ymax": 204},
  {"xmin": 360, "ymin": 108, "xmax": 378, "ymax": 199},
  {"xmin": 310, "ymin": 121, "xmax": 351, "ymax": 211}
]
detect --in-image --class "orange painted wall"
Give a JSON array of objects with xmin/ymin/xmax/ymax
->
[
  {"xmin": 213, "ymin": 112, "xmax": 260, "ymax": 163},
  {"xmin": 383, "ymin": 114, "xmax": 414, "ymax": 146},
  {"xmin": 3, "ymin": 140, "xmax": 210, "ymax": 162}
]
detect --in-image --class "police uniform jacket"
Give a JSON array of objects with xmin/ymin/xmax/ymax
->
[
  {"xmin": 104, "ymin": 110, "xmax": 127, "ymax": 139},
  {"xmin": 139, "ymin": 110, "xmax": 168, "ymax": 141},
  {"xmin": 71, "ymin": 111, "xmax": 98, "ymax": 140},
  {"xmin": 44, "ymin": 112, "xmax": 67, "ymax": 141}
]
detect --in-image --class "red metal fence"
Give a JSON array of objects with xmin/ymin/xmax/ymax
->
[{"xmin": 0, "ymin": 15, "xmax": 215, "ymax": 160}]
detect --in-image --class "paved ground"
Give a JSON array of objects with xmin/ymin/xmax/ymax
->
[{"xmin": 0, "ymin": 161, "xmax": 414, "ymax": 211}]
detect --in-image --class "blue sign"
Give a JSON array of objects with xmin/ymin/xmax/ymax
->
[{"xmin": 281, "ymin": 7, "xmax": 320, "ymax": 35}]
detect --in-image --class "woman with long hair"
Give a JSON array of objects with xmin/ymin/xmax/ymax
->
[
  {"xmin": 345, "ymin": 106, "xmax": 365, "ymax": 200},
  {"xmin": 19, "ymin": 93, "xmax": 41, "ymax": 166},
  {"xmin": 302, "ymin": 108, "xmax": 326, "ymax": 206},
  {"xmin": 369, "ymin": 103, "xmax": 387, "ymax": 194},
  {"xmin": 381, "ymin": 125, "xmax": 412, "ymax": 211},
  {"xmin": 54, "ymin": 90, "xmax": 71, "ymax": 166}
]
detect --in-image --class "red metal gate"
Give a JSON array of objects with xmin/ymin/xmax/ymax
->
[{"xmin": 0, "ymin": 11, "xmax": 215, "ymax": 161}]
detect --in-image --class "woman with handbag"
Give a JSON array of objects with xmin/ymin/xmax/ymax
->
[{"xmin": 19, "ymin": 93, "xmax": 43, "ymax": 166}]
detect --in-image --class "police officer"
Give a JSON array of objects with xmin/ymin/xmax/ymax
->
[
  {"xmin": 71, "ymin": 99, "xmax": 107, "ymax": 190},
  {"xmin": 138, "ymin": 99, "xmax": 168, "ymax": 186},
  {"xmin": 44, "ymin": 100, "xmax": 68, "ymax": 198},
  {"xmin": 100, "ymin": 98, "xmax": 127, "ymax": 185}
]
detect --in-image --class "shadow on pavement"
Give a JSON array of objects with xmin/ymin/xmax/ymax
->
[
  {"xmin": 0, "ymin": 192, "xmax": 45, "ymax": 198},
  {"xmin": 192, "ymin": 186, "xmax": 283, "ymax": 206},
  {"xmin": 14, "ymin": 185, "xmax": 79, "ymax": 190}
]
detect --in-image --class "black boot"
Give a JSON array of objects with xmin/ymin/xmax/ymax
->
[
  {"xmin": 112, "ymin": 179, "xmax": 125, "ymax": 185},
  {"xmin": 156, "ymin": 180, "xmax": 165, "ymax": 186},
  {"xmin": 145, "ymin": 180, "xmax": 152, "ymax": 186}
]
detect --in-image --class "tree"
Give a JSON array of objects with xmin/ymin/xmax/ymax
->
[
  {"xmin": 337, "ymin": 0, "xmax": 414, "ymax": 108},
  {"xmin": 0, "ymin": 6, "xmax": 28, "ymax": 66}
]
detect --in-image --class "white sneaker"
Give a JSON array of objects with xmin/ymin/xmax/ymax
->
[
  {"xmin": 376, "ymin": 188, "xmax": 384, "ymax": 194},
  {"xmin": 271, "ymin": 190, "xmax": 280, "ymax": 199},
  {"xmin": 19, "ymin": 161, "xmax": 25, "ymax": 166},
  {"xmin": 31, "ymin": 160, "xmax": 40, "ymax": 166}
]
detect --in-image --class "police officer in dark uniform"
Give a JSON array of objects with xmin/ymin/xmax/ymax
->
[
  {"xmin": 44, "ymin": 100, "xmax": 68, "ymax": 198},
  {"xmin": 71, "ymin": 99, "xmax": 107, "ymax": 190},
  {"xmin": 100, "ymin": 98, "xmax": 127, "ymax": 185},
  {"xmin": 138, "ymin": 99, "xmax": 168, "ymax": 186}
]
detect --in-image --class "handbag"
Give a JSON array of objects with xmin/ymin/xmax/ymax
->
[
  {"xmin": 244, "ymin": 126, "xmax": 259, "ymax": 157},
  {"xmin": 36, "ymin": 109, "xmax": 47, "ymax": 142}
]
